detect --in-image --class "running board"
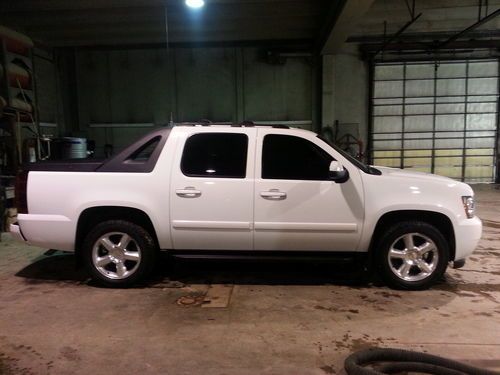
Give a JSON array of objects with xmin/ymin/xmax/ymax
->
[{"xmin": 169, "ymin": 250, "xmax": 365, "ymax": 264}]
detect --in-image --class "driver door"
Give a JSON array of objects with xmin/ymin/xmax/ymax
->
[{"xmin": 253, "ymin": 129, "xmax": 364, "ymax": 251}]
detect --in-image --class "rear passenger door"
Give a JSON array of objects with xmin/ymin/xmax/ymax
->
[{"xmin": 170, "ymin": 128, "xmax": 256, "ymax": 250}]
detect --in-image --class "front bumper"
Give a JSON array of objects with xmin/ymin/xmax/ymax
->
[{"xmin": 454, "ymin": 216, "xmax": 482, "ymax": 260}]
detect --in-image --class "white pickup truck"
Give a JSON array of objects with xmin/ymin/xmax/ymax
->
[{"xmin": 10, "ymin": 124, "xmax": 482, "ymax": 289}]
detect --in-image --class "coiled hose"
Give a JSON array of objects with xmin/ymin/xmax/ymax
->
[{"xmin": 344, "ymin": 348, "xmax": 500, "ymax": 375}]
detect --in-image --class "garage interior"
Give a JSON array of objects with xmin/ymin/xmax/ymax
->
[{"xmin": 0, "ymin": 0, "xmax": 499, "ymax": 374}]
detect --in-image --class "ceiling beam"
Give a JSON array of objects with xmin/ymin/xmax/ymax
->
[
  {"xmin": 72, "ymin": 38, "xmax": 313, "ymax": 50},
  {"xmin": 19, "ymin": 25, "xmax": 316, "ymax": 47},
  {"xmin": 320, "ymin": 0, "xmax": 376, "ymax": 55},
  {"xmin": 0, "ymin": 1, "xmax": 325, "ymax": 47},
  {"xmin": 17, "ymin": 21, "xmax": 316, "ymax": 39},
  {"xmin": 435, "ymin": 7, "xmax": 500, "ymax": 49},
  {"xmin": 1, "ymin": 0, "xmax": 316, "ymax": 12},
  {"xmin": 360, "ymin": 39, "xmax": 500, "ymax": 53},
  {"xmin": 0, "ymin": 7, "xmax": 321, "ymax": 29},
  {"xmin": 40, "ymin": 32, "xmax": 314, "ymax": 48},
  {"xmin": 348, "ymin": 29, "xmax": 500, "ymax": 43},
  {"xmin": 1, "ymin": 2, "xmax": 323, "ymax": 22}
]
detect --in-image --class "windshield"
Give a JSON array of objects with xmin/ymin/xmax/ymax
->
[{"xmin": 316, "ymin": 135, "xmax": 381, "ymax": 175}]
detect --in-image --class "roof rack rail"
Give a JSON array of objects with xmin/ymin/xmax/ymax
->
[
  {"xmin": 231, "ymin": 121, "xmax": 290, "ymax": 129},
  {"xmin": 175, "ymin": 121, "xmax": 290, "ymax": 129}
]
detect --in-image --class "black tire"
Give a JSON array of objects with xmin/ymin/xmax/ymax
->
[
  {"xmin": 375, "ymin": 221, "xmax": 449, "ymax": 290},
  {"xmin": 82, "ymin": 220, "xmax": 157, "ymax": 287}
]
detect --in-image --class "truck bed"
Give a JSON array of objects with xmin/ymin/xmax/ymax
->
[{"xmin": 25, "ymin": 159, "xmax": 105, "ymax": 172}]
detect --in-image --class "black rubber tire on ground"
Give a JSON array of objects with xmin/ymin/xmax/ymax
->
[
  {"xmin": 375, "ymin": 221, "xmax": 449, "ymax": 291},
  {"xmin": 82, "ymin": 220, "xmax": 157, "ymax": 287}
]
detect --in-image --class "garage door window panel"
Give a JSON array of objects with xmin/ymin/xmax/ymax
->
[
  {"xmin": 375, "ymin": 65, "xmax": 404, "ymax": 80},
  {"xmin": 374, "ymin": 81, "xmax": 403, "ymax": 98},
  {"xmin": 437, "ymin": 79, "xmax": 466, "ymax": 96},
  {"xmin": 437, "ymin": 64, "xmax": 466, "ymax": 78},
  {"xmin": 406, "ymin": 79, "xmax": 434, "ymax": 97},
  {"xmin": 436, "ymin": 115, "xmax": 464, "ymax": 131},
  {"xmin": 374, "ymin": 105, "xmax": 403, "ymax": 116},
  {"xmin": 468, "ymin": 78, "xmax": 497, "ymax": 95},
  {"xmin": 181, "ymin": 133, "xmax": 248, "ymax": 178},
  {"xmin": 436, "ymin": 103, "xmax": 465, "ymax": 114},
  {"xmin": 405, "ymin": 115, "xmax": 433, "ymax": 132},
  {"xmin": 374, "ymin": 116, "xmax": 403, "ymax": 133},
  {"xmin": 371, "ymin": 59, "xmax": 499, "ymax": 182},
  {"xmin": 467, "ymin": 114, "xmax": 496, "ymax": 130},
  {"xmin": 405, "ymin": 104, "xmax": 434, "ymax": 115},
  {"xmin": 406, "ymin": 64, "xmax": 435, "ymax": 79}
]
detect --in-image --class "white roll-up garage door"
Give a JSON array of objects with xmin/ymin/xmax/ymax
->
[{"xmin": 371, "ymin": 59, "xmax": 499, "ymax": 182}]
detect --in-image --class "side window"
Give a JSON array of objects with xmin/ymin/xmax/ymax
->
[
  {"xmin": 127, "ymin": 136, "xmax": 161, "ymax": 162},
  {"xmin": 262, "ymin": 134, "xmax": 333, "ymax": 180},
  {"xmin": 181, "ymin": 133, "xmax": 248, "ymax": 178}
]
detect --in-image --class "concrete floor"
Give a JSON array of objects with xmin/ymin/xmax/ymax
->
[{"xmin": 0, "ymin": 185, "xmax": 499, "ymax": 375}]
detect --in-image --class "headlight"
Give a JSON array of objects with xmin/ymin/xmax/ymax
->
[{"xmin": 462, "ymin": 196, "xmax": 475, "ymax": 219}]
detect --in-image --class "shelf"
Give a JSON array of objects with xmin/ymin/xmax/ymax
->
[
  {"xmin": 5, "ymin": 51, "xmax": 32, "ymax": 71},
  {"xmin": 8, "ymin": 87, "xmax": 34, "ymax": 96},
  {"xmin": 39, "ymin": 122, "xmax": 57, "ymax": 128},
  {"xmin": 0, "ymin": 27, "xmax": 37, "ymax": 172},
  {"xmin": 18, "ymin": 122, "xmax": 36, "ymax": 131},
  {"xmin": 2, "ymin": 106, "xmax": 35, "ymax": 117}
]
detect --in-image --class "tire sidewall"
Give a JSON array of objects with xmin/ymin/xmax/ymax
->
[
  {"xmin": 82, "ymin": 220, "xmax": 157, "ymax": 287},
  {"xmin": 376, "ymin": 221, "xmax": 449, "ymax": 290}
]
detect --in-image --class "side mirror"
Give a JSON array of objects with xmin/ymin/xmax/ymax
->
[{"xmin": 329, "ymin": 160, "xmax": 349, "ymax": 183}]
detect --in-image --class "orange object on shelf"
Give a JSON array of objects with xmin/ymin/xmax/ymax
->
[
  {"xmin": 10, "ymin": 97, "xmax": 32, "ymax": 113},
  {"xmin": 7, "ymin": 63, "xmax": 30, "ymax": 88},
  {"xmin": 0, "ymin": 26, "xmax": 34, "ymax": 57}
]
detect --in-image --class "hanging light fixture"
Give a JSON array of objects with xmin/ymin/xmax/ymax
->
[{"xmin": 185, "ymin": 0, "xmax": 205, "ymax": 8}]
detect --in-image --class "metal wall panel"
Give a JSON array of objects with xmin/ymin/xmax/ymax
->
[
  {"xmin": 75, "ymin": 47, "xmax": 313, "ymax": 157},
  {"xmin": 34, "ymin": 55, "xmax": 57, "ymax": 124},
  {"xmin": 244, "ymin": 50, "xmax": 312, "ymax": 122}
]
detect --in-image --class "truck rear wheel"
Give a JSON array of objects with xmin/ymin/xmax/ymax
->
[
  {"xmin": 82, "ymin": 220, "xmax": 157, "ymax": 287},
  {"xmin": 375, "ymin": 221, "xmax": 449, "ymax": 290}
]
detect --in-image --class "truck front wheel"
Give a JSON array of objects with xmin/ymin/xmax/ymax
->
[
  {"xmin": 375, "ymin": 221, "xmax": 449, "ymax": 290},
  {"xmin": 82, "ymin": 220, "xmax": 157, "ymax": 287}
]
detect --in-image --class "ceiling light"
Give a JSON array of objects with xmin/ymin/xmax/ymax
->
[{"xmin": 185, "ymin": 0, "xmax": 205, "ymax": 8}]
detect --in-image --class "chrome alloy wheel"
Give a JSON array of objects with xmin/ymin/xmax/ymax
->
[
  {"xmin": 387, "ymin": 233, "xmax": 439, "ymax": 282},
  {"xmin": 91, "ymin": 232, "xmax": 142, "ymax": 280}
]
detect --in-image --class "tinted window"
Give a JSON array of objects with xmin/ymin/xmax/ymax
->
[
  {"xmin": 127, "ymin": 136, "xmax": 160, "ymax": 162},
  {"xmin": 262, "ymin": 134, "xmax": 333, "ymax": 180},
  {"xmin": 98, "ymin": 128, "xmax": 170, "ymax": 173},
  {"xmin": 317, "ymin": 135, "xmax": 380, "ymax": 175},
  {"xmin": 181, "ymin": 133, "xmax": 248, "ymax": 178}
]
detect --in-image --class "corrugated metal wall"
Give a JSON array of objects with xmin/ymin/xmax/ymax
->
[
  {"xmin": 73, "ymin": 47, "xmax": 313, "ymax": 156},
  {"xmin": 34, "ymin": 53, "xmax": 58, "ymax": 137}
]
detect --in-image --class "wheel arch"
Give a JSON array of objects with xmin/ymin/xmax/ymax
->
[
  {"xmin": 75, "ymin": 206, "xmax": 159, "ymax": 265},
  {"xmin": 369, "ymin": 210, "xmax": 455, "ymax": 261}
]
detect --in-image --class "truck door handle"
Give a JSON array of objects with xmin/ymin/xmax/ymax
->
[
  {"xmin": 260, "ymin": 189, "xmax": 287, "ymax": 200},
  {"xmin": 176, "ymin": 187, "xmax": 202, "ymax": 198}
]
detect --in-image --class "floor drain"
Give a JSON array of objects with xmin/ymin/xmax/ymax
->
[{"xmin": 176, "ymin": 294, "xmax": 205, "ymax": 307}]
